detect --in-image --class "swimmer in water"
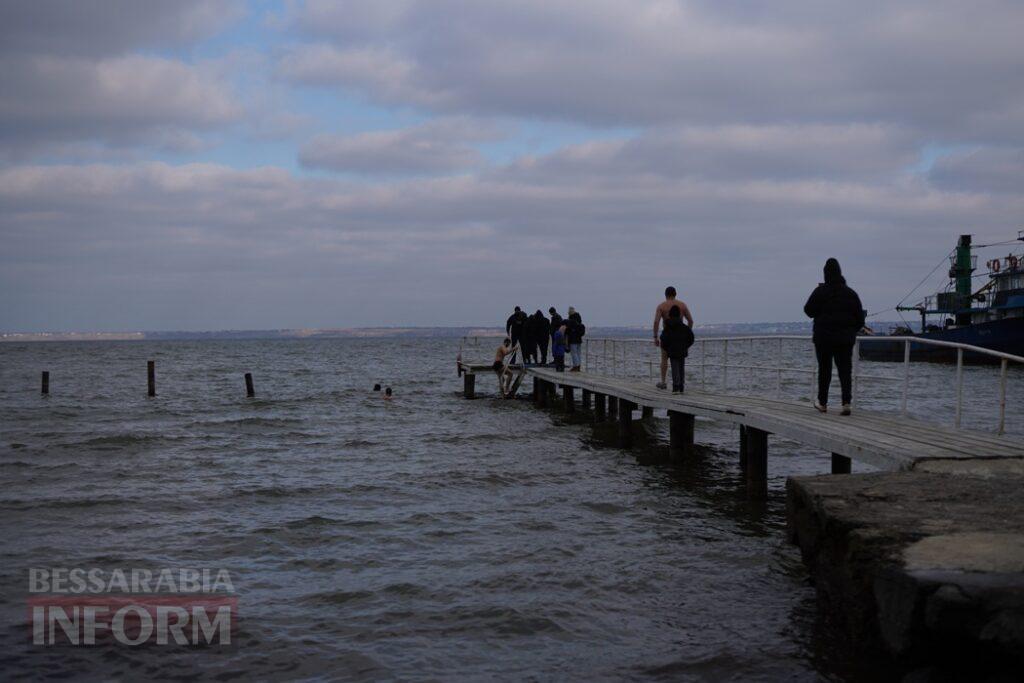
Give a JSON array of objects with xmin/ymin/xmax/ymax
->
[
  {"xmin": 373, "ymin": 383, "xmax": 381, "ymax": 392},
  {"xmin": 383, "ymin": 387, "xmax": 393, "ymax": 401}
]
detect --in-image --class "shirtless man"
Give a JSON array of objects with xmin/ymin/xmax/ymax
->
[
  {"xmin": 493, "ymin": 338, "xmax": 515, "ymax": 373},
  {"xmin": 652, "ymin": 286, "xmax": 694, "ymax": 389}
]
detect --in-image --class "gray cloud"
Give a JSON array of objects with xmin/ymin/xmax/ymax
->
[
  {"xmin": 0, "ymin": 54, "xmax": 241, "ymax": 156},
  {"xmin": 282, "ymin": 0, "xmax": 1024, "ymax": 141},
  {"xmin": 0, "ymin": 0, "xmax": 243, "ymax": 56},
  {"xmin": 299, "ymin": 118, "xmax": 502, "ymax": 174},
  {"xmin": 928, "ymin": 147, "xmax": 1024, "ymax": 195}
]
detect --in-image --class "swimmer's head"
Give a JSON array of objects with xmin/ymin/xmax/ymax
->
[
  {"xmin": 373, "ymin": 383, "xmax": 381, "ymax": 391},
  {"xmin": 385, "ymin": 387, "xmax": 392, "ymax": 397}
]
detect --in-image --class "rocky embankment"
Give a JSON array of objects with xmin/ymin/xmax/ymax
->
[{"xmin": 787, "ymin": 460, "xmax": 1024, "ymax": 679}]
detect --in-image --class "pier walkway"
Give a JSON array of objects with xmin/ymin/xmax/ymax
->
[{"xmin": 519, "ymin": 367, "xmax": 1023, "ymax": 496}]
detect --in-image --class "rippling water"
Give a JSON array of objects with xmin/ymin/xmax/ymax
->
[{"xmin": 1, "ymin": 338, "xmax": 1020, "ymax": 681}]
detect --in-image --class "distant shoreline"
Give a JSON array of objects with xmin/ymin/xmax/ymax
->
[{"xmin": 0, "ymin": 321, "xmax": 902, "ymax": 343}]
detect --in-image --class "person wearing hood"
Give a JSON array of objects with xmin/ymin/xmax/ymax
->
[
  {"xmin": 532, "ymin": 310, "xmax": 550, "ymax": 365},
  {"xmin": 659, "ymin": 305, "xmax": 694, "ymax": 393},
  {"xmin": 505, "ymin": 306, "xmax": 528, "ymax": 361},
  {"xmin": 804, "ymin": 258, "xmax": 866, "ymax": 415},
  {"xmin": 564, "ymin": 307, "xmax": 585, "ymax": 371}
]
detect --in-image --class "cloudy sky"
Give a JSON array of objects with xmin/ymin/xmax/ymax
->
[{"xmin": 2, "ymin": 0, "xmax": 1023, "ymax": 332}]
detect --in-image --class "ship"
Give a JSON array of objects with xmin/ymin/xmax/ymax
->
[{"xmin": 859, "ymin": 232, "xmax": 1024, "ymax": 364}]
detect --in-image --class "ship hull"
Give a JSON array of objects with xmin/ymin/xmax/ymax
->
[{"xmin": 858, "ymin": 317, "xmax": 1024, "ymax": 364}]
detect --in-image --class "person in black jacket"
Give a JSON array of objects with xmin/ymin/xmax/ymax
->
[
  {"xmin": 659, "ymin": 305, "xmax": 694, "ymax": 392},
  {"xmin": 565, "ymin": 307, "xmax": 585, "ymax": 371},
  {"xmin": 532, "ymin": 310, "xmax": 550, "ymax": 365},
  {"xmin": 804, "ymin": 258, "xmax": 866, "ymax": 415},
  {"xmin": 505, "ymin": 306, "xmax": 528, "ymax": 361},
  {"xmin": 548, "ymin": 307, "xmax": 563, "ymax": 355}
]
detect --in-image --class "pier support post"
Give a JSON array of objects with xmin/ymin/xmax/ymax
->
[
  {"xmin": 41, "ymin": 371, "xmax": 49, "ymax": 395},
  {"xmin": 744, "ymin": 427, "xmax": 768, "ymax": 498},
  {"xmin": 642, "ymin": 406, "xmax": 653, "ymax": 420},
  {"xmin": 463, "ymin": 373, "xmax": 476, "ymax": 399},
  {"xmin": 582, "ymin": 389, "xmax": 591, "ymax": 408},
  {"xmin": 618, "ymin": 400, "xmax": 635, "ymax": 447},
  {"xmin": 563, "ymin": 385, "xmax": 575, "ymax": 412},
  {"xmin": 245, "ymin": 372, "xmax": 255, "ymax": 398},
  {"xmin": 147, "ymin": 360, "xmax": 156, "ymax": 397},
  {"xmin": 594, "ymin": 393, "xmax": 606, "ymax": 421},
  {"xmin": 608, "ymin": 396, "xmax": 618, "ymax": 421},
  {"xmin": 532, "ymin": 377, "xmax": 539, "ymax": 404},
  {"xmin": 739, "ymin": 425, "xmax": 748, "ymax": 472},
  {"xmin": 831, "ymin": 453, "xmax": 851, "ymax": 474},
  {"xmin": 669, "ymin": 411, "xmax": 695, "ymax": 461}
]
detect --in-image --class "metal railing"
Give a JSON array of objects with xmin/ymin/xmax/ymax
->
[{"xmin": 581, "ymin": 335, "xmax": 1023, "ymax": 435}]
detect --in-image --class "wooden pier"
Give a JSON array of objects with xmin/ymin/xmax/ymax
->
[{"xmin": 520, "ymin": 367, "xmax": 1024, "ymax": 497}]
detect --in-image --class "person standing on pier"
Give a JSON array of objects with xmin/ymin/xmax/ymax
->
[
  {"xmin": 660, "ymin": 305, "xmax": 694, "ymax": 393},
  {"xmin": 532, "ymin": 310, "xmax": 550, "ymax": 365},
  {"xmin": 803, "ymin": 258, "xmax": 866, "ymax": 415},
  {"xmin": 506, "ymin": 306, "xmax": 528, "ymax": 361},
  {"xmin": 548, "ymin": 307, "xmax": 563, "ymax": 353},
  {"xmin": 552, "ymin": 325, "xmax": 567, "ymax": 372},
  {"xmin": 652, "ymin": 287, "xmax": 694, "ymax": 389},
  {"xmin": 565, "ymin": 307, "xmax": 586, "ymax": 371}
]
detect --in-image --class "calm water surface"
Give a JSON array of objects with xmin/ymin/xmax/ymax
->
[{"xmin": 1, "ymin": 338, "xmax": 1020, "ymax": 681}]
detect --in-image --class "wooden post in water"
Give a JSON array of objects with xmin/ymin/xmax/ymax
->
[
  {"xmin": 831, "ymin": 453, "xmax": 851, "ymax": 474},
  {"xmin": 669, "ymin": 411, "xmax": 695, "ymax": 461},
  {"xmin": 563, "ymin": 385, "xmax": 575, "ymax": 412},
  {"xmin": 245, "ymin": 372, "xmax": 255, "ymax": 397},
  {"xmin": 618, "ymin": 400, "xmax": 635, "ymax": 447},
  {"xmin": 607, "ymin": 395, "xmax": 618, "ymax": 421},
  {"xmin": 463, "ymin": 372, "xmax": 475, "ymax": 399},
  {"xmin": 641, "ymin": 406, "xmax": 653, "ymax": 420},
  {"xmin": 739, "ymin": 425, "xmax": 748, "ymax": 472},
  {"xmin": 41, "ymin": 371, "xmax": 49, "ymax": 395},
  {"xmin": 147, "ymin": 360, "xmax": 156, "ymax": 397},
  {"xmin": 532, "ymin": 377, "xmax": 539, "ymax": 404},
  {"xmin": 594, "ymin": 393, "xmax": 606, "ymax": 421},
  {"xmin": 582, "ymin": 389, "xmax": 591, "ymax": 409},
  {"xmin": 744, "ymin": 427, "xmax": 768, "ymax": 498}
]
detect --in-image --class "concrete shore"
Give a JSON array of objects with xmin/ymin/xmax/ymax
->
[{"xmin": 787, "ymin": 460, "xmax": 1024, "ymax": 679}]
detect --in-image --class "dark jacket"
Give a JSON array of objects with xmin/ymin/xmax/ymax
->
[
  {"xmin": 506, "ymin": 310, "xmax": 528, "ymax": 337},
  {"xmin": 660, "ymin": 318, "xmax": 694, "ymax": 359},
  {"xmin": 804, "ymin": 259, "xmax": 866, "ymax": 346},
  {"xmin": 531, "ymin": 312, "xmax": 550, "ymax": 347},
  {"xmin": 565, "ymin": 312, "xmax": 585, "ymax": 345},
  {"xmin": 549, "ymin": 312, "xmax": 563, "ymax": 337}
]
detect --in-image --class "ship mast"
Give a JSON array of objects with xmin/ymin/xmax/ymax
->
[{"xmin": 951, "ymin": 234, "xmax": 975, "ymax": 326}]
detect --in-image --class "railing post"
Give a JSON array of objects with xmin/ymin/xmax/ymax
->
[
  {"xmin": 954, "ymin": 347, "xmax": 963, "ymax": 429},
  {"xmin": 584, "ymin": 339, "xmax": 589, "ymax": 372},
  {"xmin": 852, "ymin": 339, "xmax": 860, "ymax": 408},
  {"xmin": 722, "ymin": 339, "xmax": 729, "ymax": 392},
  {"xmin": 901, "ymin": 340, "xmax": 910, "ymax": 417},
  {"xmin": 998, "ymin": 358, "xmax": 1008, "ymax": 435},
  {"xmin": 776, "ymin": 338, "xmax": 783, "ymax": 397},
  {"xmin": 701, "ymin": 340, "xmax": 706, "ymax": 389}
]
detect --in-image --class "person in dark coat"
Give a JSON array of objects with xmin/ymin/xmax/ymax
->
[
  {"xmin": 532, "ymin": 310, "xmax": 550, "ymax": 365},
  {"xmin": 505, "ymin": 306, "xmax": 528, "ymax": 361},
  {"xmin": 804, "ymin": 258, "xmax": 866, "ymax": 415},
  {"xmin": 659, "ymin": 305, "xmax": 694, "ymax": 392},
  {"xmin": 548, "ymin": 307, "xmax": 563, "ymax": 356},
  {"xmin": 565, "ymin": 307, "xmax": 585, "ymax": 371}
]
